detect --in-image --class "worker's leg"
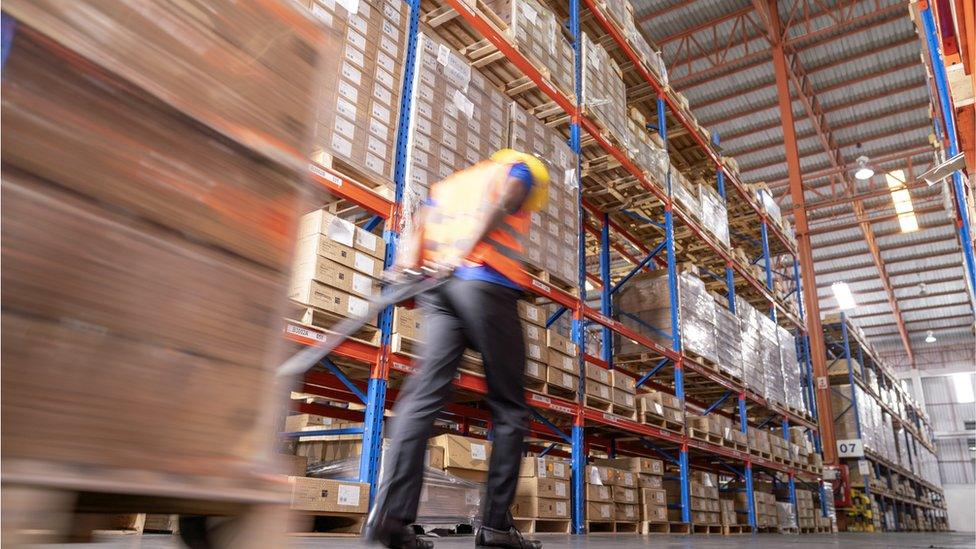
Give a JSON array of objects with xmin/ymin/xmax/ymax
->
[
  {"xmin": 370, "ymin": 284, "xmax": 468, "ymax": 526},
  {"xmin": 448, "ymin": 280, "xmax": 528, "ymax": 530}
]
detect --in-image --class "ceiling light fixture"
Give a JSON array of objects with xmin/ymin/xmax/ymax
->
[
  {"xmin": 831, "ymin": 282, "xmax": 857, "ymax": 310},
  {"xmin": 854, "ymin": 155, "xmax": 874, "ymax": 180},
  {"xmin": 925, "ymin": 330, "xmax": 936, "ymax": 343}
]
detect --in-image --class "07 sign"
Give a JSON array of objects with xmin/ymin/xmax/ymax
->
[{"xmin": 836, "ymin": 439, "xmax": 864, "ymax": 458}]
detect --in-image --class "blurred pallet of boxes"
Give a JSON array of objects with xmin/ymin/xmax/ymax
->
[{"xmin": 512, "ymin": 456, "xmax": 572, "ymax": 533}]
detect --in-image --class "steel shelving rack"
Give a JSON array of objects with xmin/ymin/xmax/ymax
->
[
  {"xmin": 284, "ymin": 0, "xmax": 831, "ymax": 535},
  {"xmin": 823, "ymin": 313, "xmax": 947, "ymax": 531}
]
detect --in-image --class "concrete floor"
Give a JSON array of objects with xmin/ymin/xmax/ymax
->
[{"xmin": 32, "ymin": 532, "xmax": 976, "ymax": 548}]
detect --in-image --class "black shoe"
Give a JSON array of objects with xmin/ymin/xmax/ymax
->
[
  {"xmin": 364, "ymin": 518, "xmax": 433, "ymax": 549},
  {"xmin": 475, "ymin": 525, "xmax": 542, "ymax": 549}
]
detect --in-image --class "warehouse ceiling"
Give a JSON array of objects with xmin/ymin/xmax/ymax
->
[{"xmin": 634, "ymin": 0, "xmax": 975, "ymax": 361}]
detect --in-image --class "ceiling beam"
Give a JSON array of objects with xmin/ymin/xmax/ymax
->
[
  {"xmin": 635, "ymin": 0, "xmax": 701, "ymax": 25},
  {"xmin": 804, "ymin": 179, "xmax": 933, "ymax": 212},
  {"xmin": 852, "ymin": 299, "xmax": 973, "ymax": 320},
  {"xmin": 806, "ymin": 203, "xmax": 946, "ymax": 236},
  {"xmin": 816, "ymin": 273, "xmax": 966, "ymax": 292},
  {"xmin": 814, "ymin": 234, "xmax": 959, "ymax": 263},
  {"xmin": 766, "ymin": 145, "xmax": 934, "ymax": 187},
  {"xmin": 814, "ymin": 251, "xmax": 965, "ymax": 278},
  {"xmin": 654, "ymin": 6, "xmax": 755, "ymax": 45}
]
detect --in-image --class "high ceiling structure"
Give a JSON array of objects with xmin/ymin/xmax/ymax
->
[{"xmin": 633, "ymin": 0, "xmax": 975, "ymax": 360}]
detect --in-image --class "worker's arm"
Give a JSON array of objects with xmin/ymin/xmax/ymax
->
[{"xmin": 391, "ymin": 205, "xmax": 426, "ymax": 272}]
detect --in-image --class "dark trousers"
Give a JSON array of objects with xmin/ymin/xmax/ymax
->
[{"xmin": 372, "ymin": 278, "xmax": 529, "ymax": 529}]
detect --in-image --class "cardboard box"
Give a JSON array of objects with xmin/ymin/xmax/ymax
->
[
  {"xmin": 518, "ymin": 301, "xmax": 545, "ymax": 326},
  {"xmin": 524, "ymin": 323, "xmax": 546, "ymax": 345},
  {"xmin": 511, "ymin": 496, "xmax": 569, "ymax": 519},
  {"xmin": 640, "ymin": 488, "xmax": 667, "ymax": 507},
  {"xmin": 288, "ymin": 476, "xmax": 369, "ymax": 514},
  {"xmin": 612, "ymin": 485, "xmax": 637, "ymax": 504},
  {"xmin": 291, "ymin": 256, "xmax": 378, "ymax": 299},
  {"xmin": 585, "ymin": 501, "xmax": 613, "ymax": 520},
  {"xmin": 298, "ymin": 209, "xmax": 385, "ymax": 259},
  {"xmin": 546, "ymin": 330, "xmax": 575, "ymax": 356},
  {"xmin": 517, "ymin": 477, "xmax": 570, "ymax": 500},
  {"xmin": 526, "ymin": 341, "xmax": 547, "ymax": 363},
  {"xmin": 293, "ymin": 234, "xmax": 384, "ymax": 278},
  {"xmin": 278, "ymin": 454, "xmax": 309, "ymax": 476},
  {"xmin": 393, "ymin": 306, "xmax": 422, "ymax": 340},
  {"xmin": 584, "ymin": 379, "xmax": 612, "ymax": 401},
  {"xmin": 525, "ymin": 360, "xmax": 547, "ymax": 383},
  {"xmin": 593, "ymin": 457, "xmax": 661, "ymax": 475},
  {"xmin": 290, "ymin": 280, "xmax": 374, "ymax": 325},
  {"xmin": 642, "ymin": 504, "xmax": 667, "ymax": 523},
  {"xmin": 638, "ymin": 473, "xmax": 663, "ymax": 488},
  {"xmin": 585, "ymin": 483, "xmax": 612, "ymax": 502},
  {"xmin": 546, "ymin": 367, "xmax": 578, "ymax": 392},
  {"xmin": 548, "ymin": 348, "xmax": 575, "ymax": 372},
  {"xmin": 611, "ymin": 370, "xmax": 636, "ymax": 393},
  {"xmin": 612, "ymin": 388, "xmax": 635, "ymax": 409},
  {"xmin": 615, "ymin": 503, "xmax": 639, "ymax": 521},
  {"xmin": 585, "ymin": 361, "xmax": 611, "ymax": 385},
  {"xmin": 520, "ymin": 456, "xmax": 571, "ymax": 480},
  {"xmin": 429, "ymin": 434, "xmax": 491, "ymax": 472}
]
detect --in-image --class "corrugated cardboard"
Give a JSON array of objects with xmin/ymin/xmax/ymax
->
[
  {"xmin": 291, "ymin": 255, "xmax": 378, "ymax": 299},
  {"xmin": 585, "ymin": 361, "xmax": 611, "ymax": 385},
  {"xmin": 520, "ymin": 456, "xmax": 570, "ymax": 480},
  {"xmin": 288, "ymin": 476, "xmax": 369, "ymax": 514},
  {"xmin": 278, "ymin": 454, "xmax": 309, "ymax": 476},
  {"xmin": 429, "ymin": 434, "xmax": 491, "ymax": 471},
  {"xmin": 611, "ymin": 370, "xmax": 636, "ymax": 393},
  {"xmin": 518, "ymin": 301, "xmax": 545, "ymax": 326},
  {"xmin": 585, "ymin": 483, "xmax": 612, "ymax": 502},
  {"xmin": 547, "ymin": 348, "xmax": 576, "ymax": 372},
  {"xmin": 584, "ymin": 379, "xmax": 612, "ymax": 401},
  {"xmin": 612, "ymin": 388, "xmax": 635, "ymax": 409},
  {"xmin": 516, "ymin": 477, "xmax": 570, "ymax": 500},
  {"xmin": 640, "ymin": 488, "xmax": 666, "ymax": 507},
  {"xmin": 612, "ymin": 485, "xmax": 637, "ymax": 504},
  {"xmin": 638, "ymin": 473, "xmax": 663, "ymax": 488},
  {"xmin": 546, "ymin": 330, "xmax": 575, "ymax": 356},
  {"xmin": 642, "ymin": 504, "xmax": 667, "ymax": 523},
  {"xmin": 585, "ymin": 501, "xmax": 613, "ymax": 520},
  {"xmin": 615, "ymin": 503, "xmax": 639, "ymax": 521}
]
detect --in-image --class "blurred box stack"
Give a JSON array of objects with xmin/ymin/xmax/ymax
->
[
  {"xmin": 520, "ymin": 302, "xmax": 549, "ymax": 387},
  {"xmin": 290, "ymin": 209, "xmax": 384, "ymax": 330},
  {"xmin": 699, "ymin": 184, "xmax": 730, "ymax": 247},
  {"xmin": 484, "ymin": 0, "xmax": 574, "ymax": 98},
  {"xmin": 301, "ymin": 0, "xmax": 408, "ymax": 189},
  {"xmin": 736, "ymin": 298, "xmax": 766, "ymax": 397},
  {"xmin": 618, "ymin": 8, "xmax": 668, "ymax": 86},
  {"xmin": 769, "ymin": 432, "xmax": 789, "ymax": 463},
  {"xmin": 594, "ymin": 457, "xmax": 662, "ymax": 527},
  {"xmin": 400, "ymin": 32, "xmax": 509, "ymax": 238},
  {"xmin": 584, "ymin": 465, "xmax": 615, "ymax": 522},
  {"xmin": 582, "ymin": 32, "xmax": 629, "ymax": 149},
  {"xmin": 510, "ymin": 103, "xmax": 579, "ymax": 287},
  {"xmin": 607, "ymin": 465, "xmax": 639, "ymax": 524},
  {"xmin": 625, "ymin": 108, "xmax": 670, "ymax": 187},
  {"xmin": 672, "ymin": 171, "xmax": 702, "ymax": 221},
  {"xmin": 796, "ymin": 489, "xmax": 816, "ymax": 530},
  {"xmin": 1, "ymin": 0, "xmax": 328, "ymax": 498},
  {"xmin": 613, "ymin": 270, "xmax": 717, "ymax": 366},
  {"xmin": 512, "ymin": 456, "xmax": 572, "ymax": 522},
  {"xmin": 547, "ymin": 329, "xmax": 579, "ymax": 398},
  {"xmin": 720, "ymin": 497, "xmax": 737, "ymax": 527},
  {"xmin": 430, "ymin": 433, "xmax": 493, "ymax": 483},
  {"xmin": 611, "ymin": 371, "xmax": 637, "ymax": 419},
  {"xmin": 692, "ymin": 472, "xmax": 721, "ymax": 526},
  {"xmin": 713, "ymin": 302, "xmax": 744, "ymax": 382},
  {"xmin": 777, "ymin": 326, "xmax": 807, "ymax": 416},
  {"xmin": 749, "ymin": 427, "xmax": 772, "ymax": 458}
]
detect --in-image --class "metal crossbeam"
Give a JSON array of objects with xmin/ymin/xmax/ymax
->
[
  {"xmin": 704, "ymin": 390, "xmax": 733, "ymax": 415},
  {"xmin": 640, "ymin": 438, "xmax": 679, "ymax": 465},
  {"xmin": 636, "ymin": 358, "xmax": 670, "ymax": 388},
  {"xmin": 321, "ymin": 358, "xmax": 368, "ymax": 404},
  {"xmin": 531, "ymin": 408, "xmax": 572, "ymax": 443}
]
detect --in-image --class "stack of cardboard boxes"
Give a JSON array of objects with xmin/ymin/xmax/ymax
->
[
  {"xmin": 736, "ymin": 298, "xmax": 766, "ymax": 397},
  {"xmin": 720, "ymin": 497, "xmax": 738, "ymax": 527},
  {"xmin": 510, "ymin": 103, "xmax": 579, "ymax": 287},
  {"xmin": 795, "ymin": 489, "xmax": 816, "ymax": 530},
  {"xmin": 512, "ymin": 456, "xmax": 572, "ymax": 522},
  {"xmin": 582, "ymin": 32, "xmax": 629, "ymax": 149},
  {"xmin": 520, "ymin": 301, "xmax": 549, "ymax": 387},
  {"xmin": 754, "ymin": 489, "xmax": 778, "ymax": 528},
  {"xmin": 584, "ymin": 362, "xmax": 613, "ymax": 408},
  {"xmin": 584, "ymin": 465, "xmax": 615, "ymax": 522},
  {"xmin": 690, "ymin": 472, "xmax": 721, "ymax": 526},
  {"xmin": 698, "ymin": 184, "xmax": 730, "ymax": 247},
  {"xmin": 546, "ymin": 328, "xmax": 579, "ymax": 397},
  {"xmin": 759, "ymin": 312, "xmax": 786, "ymax": 406},
  {"xmin": 768, "ymin": 431, "xmax": 789, "ymax": 463},
  {"xmin": 611, "ymin": 371, "xmax": 637, "ymax": 419},
  {"xmin": 713, "ymin": 299, "xmax": 744, "ymax": 382},
  {"xmin": 484, "ymin": 0, "xmax": 574, "ymax": 98},
  {"xmin": 748, "ymin": 427, "xmax": 772, "ymax": 457},
  {"xmin": 290, "ymin": 210, "xmax": 384, "ymax": 327},
  {"xmin": 595, "ymin": 457, "xmax": 663, "ymax": 526},
  {"xmin": 302, "ymin": 0, "xmax": 408, "ymax": 187},
  {"xmin": 636, "ymin": 389, "xmax": 684, "ymax": 431},
  {"xmin": 625, "ymin": 107, "xmax": 670, "ymax": 187},
  {"xmin": 431, "ymin": 433, "xmax": 492, "ymax": 483}
]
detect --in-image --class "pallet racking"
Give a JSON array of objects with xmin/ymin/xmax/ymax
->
[
  {"xmin": 823, "ymin": 313, "xmax": 948, "ymax": 531},
  {"xmin": 283, "ymin": 0, "xmax": 838, "ymax": 535}
]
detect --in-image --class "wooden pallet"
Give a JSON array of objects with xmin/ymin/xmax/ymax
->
[
  {"xmin": 640, "ymin": 521, "xmax": 670, "ymax": 534},
  {"xmin": 290, "ymin": 512, "xmax": 366, "ymax": 536},
  {"xmin": 692, "ymin": 524, "xmax": 723, "ymax": 534},
  {"xmin": 777, "ymin": 527, "xmax": 800, "ymax": 534},
  {"xmin": 585, "ymin": 521, "xmax": 638, "ymax": 533},
  {"xmin": 311, "ymin": 152, "xmax": 394, "ymax": 199},
  {"xmin": 682, "ymin": 350, "xmax": 718, "ymax": 370},
  {"xmin": 288, "ymin": 305, "xmax": 381, "ymax": 347},
  {"xmin": 512, "ymin": 518, "xmax": 571, "ymax": 534},
  {"xmin": 640, "ymin": 413, "xmax": 685, "ymax": 434},
  {"xmin": 544, "ymin": 383, "xmax": 578, "ymax": 400},
  {"xmin": 689, "ymin": 429, "xmax": 723, "ymax": 445},
  {"xmin": 584, "ymin": 394, "xmax": 613, "ymax": 413},
  {"xmin": 611, "ymin": 404, "xmax": 637, "ymax": 420},
  {"xmin": 523, "ymin": 264, "xmax": 579, "ymax": 296},
  {"xmin": 391, "ymin": 332, "xmax": 421, "ymax": 358},
  {"xmin": 722, "ymin": 524, "xmax": 747, "ymax": 534}
]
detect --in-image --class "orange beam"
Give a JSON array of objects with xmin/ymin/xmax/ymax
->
[{"xmin": 766, "ymin": 0, "xmax": 836, "ymax": 464}]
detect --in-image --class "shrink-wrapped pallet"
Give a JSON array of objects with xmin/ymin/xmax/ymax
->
[
  {"xmin": 714, "ymin": 303, "xmax": 744, "ymax": 381},
  {"xmin": 2, "ymin": 0, "xmax": 327, "ymax": 491},
  {"xmin": 671, "ymin": 170, "xmax": 701, "ymax": 220},
  {"xmin": 625, "ymin": 108, "xmax": 670, "ymax": 187},
  {"xmin": 758, "ymin": 314, "xmax": 785, "ymax": 405},
  {"xmin": 699, "ymin": 183, "xmax": 730, "ymax": 247},
  {"xmin": 777, "ymin": 327, "xmax": 807, "ymax": 415},
  {"xmin": 582, "ymin": 32, "xmax": 629, "ymax": 150},
  {"xmin": 613, "ymin": 271, "xmax": 717, "ymax": 365},
  {"xmin": 736, "ymin": 298, "xmax": 765, "ymax": 396}
]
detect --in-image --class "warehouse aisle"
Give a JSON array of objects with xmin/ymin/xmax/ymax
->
[{"xmin": 46, "ymin": 532, "xmax": 976, "ymax": 548}]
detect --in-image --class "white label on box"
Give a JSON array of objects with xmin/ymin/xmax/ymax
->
[
  {"xmin": 336, "ymin": 97, "xmax": 357, "ymax": 121},
  {"xmin": 376, "ymin": 66, "xmax": 395, "ymax": 91},
  {"xmin": 555, "ymin": 482, "xmax": 566, "ymax": 498},
  {"xmin": 443, "ymin": 100, "xmax": 458, "ymax": 120},
  {"xmin": 653, "ymin": 402, "xmax": 664, "ymax": 415},
  {"xmin": 347, "ymin": 29, "xmax": 367, "ymax": 52},
  {"xmin": 334, "ymin": 116, "xmax": 356, "ymax": 140},
  {"xmin": 415, "ymin": 116, "xmax": 432, "ymax": 137},
  {"xmin": 562, "ymin": 373, "xmax": 572, "ymax": 387},
  {"xmin": 341, "ymin": 61, "xmax": 362, "ymax": 86},
  {"xmin": 465, "ymin": 490, "xmax": 479, "ymax": 505},
  {"xmin": 553, "ymin": 462, "xmax": 565, "ymax": 477},
  {"xmin": 344, "ymin": 45, "xmax": 365, "ymax": 68},
  {"xmin": 528, "ymin": 343, "xmax": 543, "ymax": 360},
  {"xmin": 373, "ymin": 83, "xmax": 393, "ymax": 106},
  {"xmin": 354, "ymin": 252, "xmax": 376, "ymax": 274},
  {"xmin": 600, "ymin": 504, "xmax": 611, "ymax": 518},
  {"xmin": 382, "ymin": 18, "xmax": 399, "ymax": 41},
  {"xmin": 858, "ymin": 460, "xmax": 871, "ymax": 475},
  {"xmin": 453, "ymin": 90, "xmax": 474, "ymax": 118},
  {"xmin": 471, "ymin": 443, "xmax": 487, "ymax": 461},
  {"xmin": 527, "ymin": 361, "xmax": 539, "ymax": 377},
  {"xmin": 380, "ymin": 35, "xmax": 398, "ymax": 57},
  {"xmin": 443, "ymin": 116, "xmax": 457, "ymax": 135},
  {"xmin": 556, "ymin": 500, "xmax": 567, "ymax": 516},
  {"xmin": 411, "ymin": 167, "xmax": 428, "ymax": 187},
  {"xmin": 330, "ymin": 133, "xmax": 353, "ymax": 158},
  {"xmin": 465, "ymin": 148, "xmax": 479, "ymax": 165},
  {"xmin": 356, "ymin": 230, "xmax": 379, "ymax": 253},
  {"xmin": 335, "ymin": 0, "xmax": 359, "ymax": 14},
  {"xmin": 372, "ymin": 102, "xmax": 392, "ymax": 126},
  {"xmin": 442, "ymin": 133, "xmax": 457, "ymax": 153},
  {"xmin": 438, "ymin": 147, "xmax": 455, "ymax": 166},
  {"xmin": 337, "ymin": 484, "xmax": 361, "ymax": 506},
  {"xmin": 365, "ymin": 153, "xmax": 386, "ymax": 175},
  {"xmin": 347, "ymin": 295, "xmax": 369, "ymax": 317},
  {"xmin": 524, "ymin": 306, "xmax": 539, "ymax": 322},
  {"xmin": 347, "ymin": 14, "xmax": 367, "ymax": 34},
  {"xmin": 622, "ymin": 472, "xmax": 633, "ymax": 485},
  {"xmin": 369, "ymin": 117, "xmax": 390, "ymax": 139},
  {"xmin": 310, "ymin": 4, "xmax": 333, "ymax": 26},
  {"xmin": 526, "ymin": 325, "xmax": 540, "ymax": 340},
  {"xmin": 587, "ymin": 466, "xmax": 604, "ymax": 485},
  {"xmin": 377, "ymin": 51, "xmax": 396, "ymax": 75},
  {"xmin": 368, "ymin": 135, "xmax": 388, "ymax": 158},
  {"xmin": 537, "ymin": 459, "xmax": 547, "ymax": 477},
  {"xmin": 383, "ymin": 2, "xmax": 400, "ymax": 23},
  {"xmin": 411, "ymin": 149, "xmax": 428, "ymax": 168},
  {"xmin": 351, "ymin": 272, "xmax": 372, "ymax": 295}
]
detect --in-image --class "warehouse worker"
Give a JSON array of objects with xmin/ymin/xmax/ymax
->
[{"xmin": 365, "ymin": 150, "xmax": 550, "ymax": 549}]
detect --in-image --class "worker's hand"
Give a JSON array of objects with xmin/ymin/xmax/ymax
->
[{"xmin": 421, "ymin": 258, "xmax": 456, "ymax": 279}]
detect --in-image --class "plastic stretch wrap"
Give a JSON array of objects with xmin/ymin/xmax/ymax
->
[
  {"xmin": 613, "ymin": 271, "xmax": 716, "ymax": 364},
  {"xmin": 625, "ymin": 114, "xmax": 669, "ymax": 187},
  {"xmin": 621, "ymin": 13, "xmax": 668, "ymax": 86},
  {"xmin": 776, "ymin": 327, "xmax": 806, "ymax": 415},
  {"xmin": 758, "ymin": 188, "xmax": 781, "ymax": 224},
  {"xmin": 671, "ymin": 170, "xmax": 701, "ymax": 220},
  {"xmin": 776, "ymin": 501, "xmax": 797, "ymax": 529},
  {"xmin": 484, "ymin": 0, "xmax": 574, "ymax": 97},
  {"xmin": 699, "ymin": 184, "xmax": 730, "ymax": 246},
  {"xmin": 511, "ymin": 102, "xmax": 579, "ymax": 287},
  {"xmin": 713, "ymin": 303, "xmax": 743, "ymax": 381},
  {"xmin": 758, "ymin": 314, "xmax": 784, "ymax": 405},
  {"xmin": 735, "ymin": 298, "xmax": 765, "ymax": 396},
  {"xmin": 582, "ymin": 32, "xmax": 629, "ymax": 149},
  {"xmin": 2, "ymin": 0, "xmax": 325, "ymax": 477},
  {"xmin": 309, "ymin": 458, "xmax": 481, "ymax": 524}
]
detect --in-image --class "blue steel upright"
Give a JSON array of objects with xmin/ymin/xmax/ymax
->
[
  {"xmin": 658, "ymin": 94, "xmax": 690, "ymax": 524},
  {"xmin": 358, "ymin": 0, "xmax": 421, "ymax": 503},
  {"xmin": 569, "ymin": 0, "xmax": 586, "ymax": 533},
  {"xmin": 920, "ymin": 6, "xmax": 976, "ymax": 300},
  {"xmin": 759, "ymin": 220, "xmax": 776, "ymax": 321},
  {"xmin": 600, "ymin": 214, "xmax": 613, "ymax": 367},
  {"xmin": 739, "ymin": 394, "xmax": 757, "ymax": 529}
]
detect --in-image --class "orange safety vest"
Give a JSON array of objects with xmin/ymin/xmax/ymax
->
[{"xmin": 422, "ymin": 160, "xmax": 529, "ymax": 280}]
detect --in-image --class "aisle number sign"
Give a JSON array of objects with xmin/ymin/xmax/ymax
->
[{"xmin": 836, "ymin": 438, "xmax": 864, "ymax": 458}]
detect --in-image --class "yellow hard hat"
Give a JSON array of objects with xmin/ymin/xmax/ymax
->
[{"xmin": 491, "ymin": 148, "xmax": 550, "ymax": 211}]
